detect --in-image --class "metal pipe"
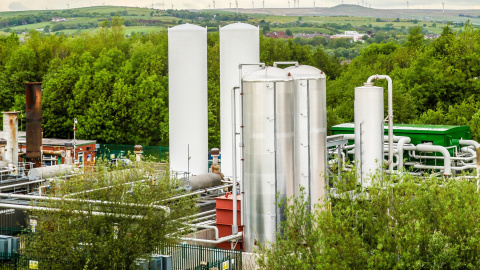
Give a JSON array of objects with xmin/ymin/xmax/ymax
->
[
  {"xmin": 412, "ymin": 144, "xmax": 452, "ymax": 175},
  {"xmin": 0, "ymin": 179, "xmax": 45, "ymax": 190},
  {"xmin": 459, "ymin": 139, "xmax": 480, "ymax": 150},
  {"xmin": 272, "ymin": 61, "xmax": 299, "ymax": 67},
  {"xmin": 413, "ymin": 164, "xmax": 476, "ymax": 171},
  {"xmin": 0, "ymin": 202, "xmax": 144, "ymax": 219},
  {"xmin": 397, "ymin": 136, "xmax": 411, "ymax": 170},
  {"xmin": 180, "ymin": 232, "xmax": 243, "ymax": 244},
  {"xmin": 367, "ymin": 75, "xmax": 393, "ymax": 172},
  {"xmin": 0, "ymin": 193, "xmax": 171, "ymax": 214},
  {"xmin": 65, "ymin": 179, "xmax": 147, "ymax": 197},
  {"xmin": 162, "ymin": 184, "xmax": 233, "ymax": 202},
  {"xmin": 42, "ymin": 150, "xmax": 65, "ymax": 156},
  {"xmin": 184, "ymin": 222, "xmax": 219, "ymax": 240},
  {"xmin": 232, "ymin": 86, "xmax": 239, "ymax": 235}
]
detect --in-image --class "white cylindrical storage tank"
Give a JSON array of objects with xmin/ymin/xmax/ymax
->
[
  {"xmin": 242, "ymin": 67, "xmax": 294, "ymax": 252},
  {"xmin": 220, "ymin": 22, "xmax": 259, "ymax": 178},
  {"xmin": 354, "ymin": 83, "xmax": 384, "ymax": 187},
  {"xmin": 168, "ymin": 24, "xmax": 208, "ymax": 175},
  {"xmin": 285, "ymin": 65, "xmax": 327, "ymax": 210}
]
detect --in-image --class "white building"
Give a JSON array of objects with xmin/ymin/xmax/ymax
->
[{"xmin": 331, "ymin": 31, "xmax": 368, "ymax": 43}]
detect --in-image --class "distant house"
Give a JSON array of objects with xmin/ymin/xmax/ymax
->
[
  {"xmin": 51, "ymin": 17, "xmax": 67, "ymax": 22},
  {"xmin": 265, "ymin": 31, "xmax": 292, "ymax": 39},
  {"xmin": 331, "ymin": 31, "xmax": 368, "ymax": 43},
  {"xmin": 424, "ymin": 34, "xmax": 441, "ymax": 40}
]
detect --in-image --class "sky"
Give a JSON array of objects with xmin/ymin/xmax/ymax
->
[{"xmin": 0, "ymin": 0, "xmax": 479, "ymax": 12}]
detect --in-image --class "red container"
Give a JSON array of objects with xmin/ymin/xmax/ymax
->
[{"xmin": 215, "ymin": 194, "xmax": 243, "ymax": 250}]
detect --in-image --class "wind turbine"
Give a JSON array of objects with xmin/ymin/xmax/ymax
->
[
  {"xmin": 263, "ymin": 0, "xmax": 265, "ymax": 9},
  {"xmin": 213, "ymin": 0, "xmax": 215, "ymax": 10},
  {"xmin": 313, "ymin": 0, "xmax": 316, "ymax": 9},
  {"xmin": 208, "ymin": 4, "xmax": 211, "ymax": 9},
  {"xmin": 442, "ymin": 2, "xmax": 445, "ymax": 13},
  {"xmin": 252, "ymin": 0, "xmax": 254, "ymax": 8},
  {"xmin": 288, "ymin": 0, "xmax": 290, "ymax": 8},
  {"xmin": 236, "ymin": 0, "xmax": 239, "ymax": 13},
  {"xmin": 407, "ymin": 1, "xmax": 409, "ymax": 9},
  {"xmin": 67, "ymin": 3, "xmax": 70, "ymax": 9},
  {"xmin": 297, "ymin": 0, "xmax": 300, "ymax": 8}
]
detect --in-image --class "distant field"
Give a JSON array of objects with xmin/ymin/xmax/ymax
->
[{"xmin": 0, "ymin": 5, "xmax": 472, "ymax": 38}]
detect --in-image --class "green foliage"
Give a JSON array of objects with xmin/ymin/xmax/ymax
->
[
  {"xmin": 258, "ymin": 173, "xmax": 480, "ymax": 269},
  {"xmin": 24, "ymin": 162, "xmax": 197, "ymax": 269}
]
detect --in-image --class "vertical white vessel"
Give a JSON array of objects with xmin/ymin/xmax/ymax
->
[
  {"xmin": 220, "ymin": 23, "xmax": 259, "ymax": 178},
  {"xmin": 168, "ymin": 24, "xmax": 208, "ymax": 175}
]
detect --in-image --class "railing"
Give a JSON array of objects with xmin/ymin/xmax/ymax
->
[
  {"xmin": 0, "ymin": 244, "xmax": 242, "ymax": 270},
  {"xmin": 159, "ymin": 243, "xmax": 242, "ymax": 270}
]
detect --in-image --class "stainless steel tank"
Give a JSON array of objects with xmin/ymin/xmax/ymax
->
[
  {"xmin": 285, "ymin": 65, "xmax": 327, "ymax": 211},
  {"xmin": 241, "ymin": 66, "xmax": 294, "ymax": 252}
]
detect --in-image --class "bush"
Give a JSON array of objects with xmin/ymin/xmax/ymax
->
[{"xmin": 257, "ymin": 172, "xmax": 480, "ymax": 269}]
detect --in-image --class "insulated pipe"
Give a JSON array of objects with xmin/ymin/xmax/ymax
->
[
  {"xmin": 367, "ymin": 75, "xmax": 394, "ymax": 172},
  {"xmin": 180, "ymin": 232, "xmax": 243, "ymax": 244},
  {"xmin": 185, "ymin": 223, "xmax": 219, "ymax": 240},
  {"xmin": 0, "ymin": 193, "xmax": 171, "ymax": 214},
  {"xmin": 188, "ymin": 173, "xmax": 223, "ymax": 191},
  {"xmin": 232, "ymin": 86, "xmax": 239, "ymax": 235},
  {"xmin": 459, "ymin": 139, "xmax": 480, "ymax": 150},
  {"xmin": 414, "ymin": 144, "xmax": 452, "ymax": 175},
  {"xmin": 0, "ymin": 202, "xmax": 143, "ymax": 219},
  {"xmin": 397, "ymin": 137, "xmax": 411, "ymax": 170},
  {"xmin": 0, "ymin": 179, "xmax": 45, "ymax": 190}
]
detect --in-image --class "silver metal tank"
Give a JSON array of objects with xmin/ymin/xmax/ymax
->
[
  {"xmin": 242, "ymin": 66, "xmax": 294, "ymax": 252},
  {"xmin": 285, "ymin": 65, "xmax": 327, "ymax": 211},
  {"xmin": 354, "ymin": 83, "xmax": 384, "ymax": 187}
]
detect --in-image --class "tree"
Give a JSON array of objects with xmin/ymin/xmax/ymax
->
[
  {"xmin": 258, "ymin": 173, "xmax": 480, "ymax": 269},
  {"xmin": 285, "ymin": 29, "xmax": 293, "ymax": 36},
  {"xmin": 24, "ymin": 162, "xmax": 197, "ymax": 269}
]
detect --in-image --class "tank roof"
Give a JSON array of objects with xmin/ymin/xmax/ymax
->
[
  {"xmin": 242, "ymin": 66, "xmax": 291, "ymax": 82},
  {"xmin": 168, "ymin": 23, "xmax": 206, "ymax": 32},
  {"xmin": 220, "ymin": 22, "xmax": 258, "ymax": 31},
  {"xmin": 285, "ymin": 65, "xmax": 326, "ymax": 79}
]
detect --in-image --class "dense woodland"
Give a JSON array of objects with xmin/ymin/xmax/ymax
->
[{"xmin": 0, "ymin": 18, "xmax": 479, "ymax": 148}]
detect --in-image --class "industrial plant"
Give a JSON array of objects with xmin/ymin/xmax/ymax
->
[{"xmin": 0, "ymin": 21, "xmax": 478, "ymax": 270}]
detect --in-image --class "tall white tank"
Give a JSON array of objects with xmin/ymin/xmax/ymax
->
[
  {"xmin": 219, "ymin": 23, "xmax": 259, "ymax": 178},
  {"xmin": 168, "ymin": 24, "xmax": 208, "ymax": 175},
  {"xmin": 242, "ymin": 67, "xmax": 294, "ymax": 252},
  {"xmin": 285, "ymin": 65, "xmax": 327, "ymax": 210},
  {"xmin": 354, "ymin": 83, "xmax": 384, "ymax": 187}
]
